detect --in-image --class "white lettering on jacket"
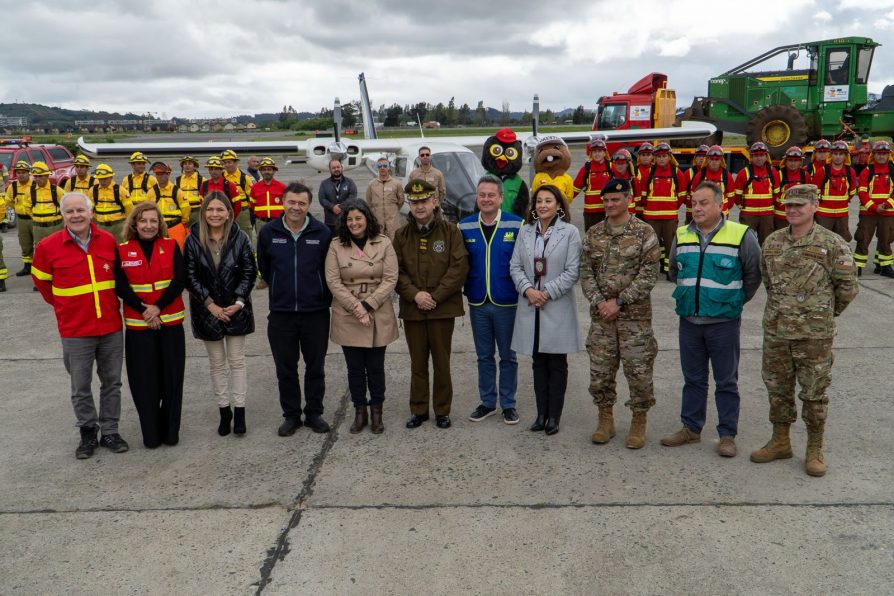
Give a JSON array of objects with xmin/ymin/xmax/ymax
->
[{"xmin": 121, "ymin": 260, "xmax": 143, "ymax": 267}]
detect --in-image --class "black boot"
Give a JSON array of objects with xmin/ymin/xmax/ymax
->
[
  {"xmin": 15, "ymin": 263, "xmax": 31, "ymax": 277},
  {"xmin": 529, "ymin": 414, "xmax": 546, "ymax": 432},
  {"xmin": 545, "ymin": 417, "xmax": 561, "ymax": 436},
  {"xmin": 880, "ymin": 265, "xmax": 894, "ymax": 278},
  {"xmin": 218, "ymin": 406, "xmax": 233, "ymax": 436},
  {"xmin": 857, "ymin": 267, "xmax": 863, "ymax": 277},
  {"xmin": 874, "ymin": 264, "xmax": 881, "ymax": 274},
  {"xmin": 0, "ymin": 279, "xmax": 6, "ymax": 293},
  {"xmin": 233, "ymin": 407, "xmax": 246, "ymax": 435}
]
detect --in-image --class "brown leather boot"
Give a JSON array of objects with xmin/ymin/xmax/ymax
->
[
  {"xmin": 805, "ymin": 428, "xmax": 827, "ymax": 477},
  {"xmin": 370, "ymin": 404, "xmax": 384, "ymax": 434},
  {"xmin": 349, "ymin": 406, "xmax": 368, "ymax": 434},
  {"xmin": 626, "ymin": 411, "xmax": 647, "ymax": 449},
  {"xmin": 750, "ymin": 423, "xmax": 793, "ymax": 463},
  {"xmin": 591, "ymin": 406, "xmax": 615, "ymax": 444}
]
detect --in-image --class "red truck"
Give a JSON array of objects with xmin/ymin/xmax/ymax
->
[
  {"xmin": 0, "ymin": 137, "xmax": 77, "ymax": 187},
  {"xmin": 592, "ymin": 73, "xmax": 721, "ymax": 155}
]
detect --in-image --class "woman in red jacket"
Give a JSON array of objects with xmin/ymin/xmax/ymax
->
[{"xmin": 115, "ymin": 202, "xmax": 187, "ymax": 448}]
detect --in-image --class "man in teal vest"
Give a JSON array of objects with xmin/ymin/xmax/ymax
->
[{"xmin": 660, "ymin": 181, "xmax": 762, "ymax": 458}]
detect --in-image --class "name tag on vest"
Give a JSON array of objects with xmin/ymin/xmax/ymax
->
[
  {"xmin": 272, "ymin": 238, "xmax": 287, "ymax": 244},
  {"xmin": 121, "ymin": 260, "xmax": 143, "ymax": 267},
  {"xmin": 305, "ymin": 239, "xmax": 320, "ymax": 245}
]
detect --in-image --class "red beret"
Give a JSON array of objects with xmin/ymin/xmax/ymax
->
[{"xmin": 495, "ymin": 128, "xmax": 516, "ymax": 143}]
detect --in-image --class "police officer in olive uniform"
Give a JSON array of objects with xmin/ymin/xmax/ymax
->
[
  {"xmin": 751, "ymin": 184, "xmax": 858, "ymax": 477},
  {"xmin": 579, "ymin": 178, "xmax": 660, "ymax": 449},
  {"xmin": 393, "ymin": 179, "xmax": 469, "ymax": 429}
]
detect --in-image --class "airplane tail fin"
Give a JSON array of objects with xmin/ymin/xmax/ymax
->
[{"xmin": 358, "ymin": 73, "xmax": 378, "ymax": 140}]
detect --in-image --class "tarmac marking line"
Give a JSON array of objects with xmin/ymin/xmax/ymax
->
[{"xmin": 252, "ymin": 387, "xmax": 350, "ymax": 595}]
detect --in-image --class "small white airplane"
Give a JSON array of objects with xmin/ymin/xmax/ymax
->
[{"xmin": 78, "ymin": 73, "xmax": 716, "ymax": 219}]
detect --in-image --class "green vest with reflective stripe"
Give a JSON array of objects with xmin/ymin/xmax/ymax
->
[{"xmin": 671, "ymin": 220, "xmax": 749, "ymax": 319}]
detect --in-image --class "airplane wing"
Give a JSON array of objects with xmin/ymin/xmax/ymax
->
[{"xmin": 77, "ymin": 138, "xmax": 310, "ymax": 157}]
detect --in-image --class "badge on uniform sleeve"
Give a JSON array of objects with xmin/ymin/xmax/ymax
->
[
  {"xmin": 103, "ymin": 263, "xmax": 110, "ymax": 272},
  {"xmin": 433, "ymin": 240, "xmax": 445, "ymax": 253}
]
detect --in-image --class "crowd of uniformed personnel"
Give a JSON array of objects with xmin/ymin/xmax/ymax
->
[
  {"xmin": 0, "ymin": 149, "xmax": 286, "ymax": 292},
  {"xmin": 0, "ymin": 133, "xmax": 868, "ymax": 478},
  {"xmin": 571, "ymin": 137, "xmax": 894, "ymax": 279}
]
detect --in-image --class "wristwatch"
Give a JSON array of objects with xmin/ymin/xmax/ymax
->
[{"xmin": 616, "ymin": 297, "xmax": 626, "ymax": 307}]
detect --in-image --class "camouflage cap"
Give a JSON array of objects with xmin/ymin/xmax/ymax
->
[
  {"xmin": 784, "ymin": 184, "xmax": 819, "ymax": 205},
  {"xmin": 404, "ymin": 178, "xmax": 436, "ymax": 201}
]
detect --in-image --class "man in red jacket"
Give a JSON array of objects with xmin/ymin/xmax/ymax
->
[
  {"xmin": 856, "ymin": 141, "xmax": 894, "ymax": 276},
  {"xmin": 573, "ymin": 137, "xmax": 612, "ymax": 231},
  {"xmin": 31, "ymin": 192, "xmax": 129, "ymax": 459},
  {"xmin": 640, "ymin": 142, "xmax": 688, "ymax": 276},
  {"xmin": 734, "ymin": 142, "xmax": 780, "ymax": 245}
]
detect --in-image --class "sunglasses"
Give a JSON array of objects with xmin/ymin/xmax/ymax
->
[
  {"xmin": 376, "ymin": 164, "xmax": 390, "ymax": 169},
  {"xmin": 419, "ymin": 153, "xmax": 431, "ymax": 157}
]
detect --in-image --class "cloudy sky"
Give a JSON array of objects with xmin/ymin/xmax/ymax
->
[{"xmin": 4, "ymin": 0, "xmax": 894, "ymax": 119}]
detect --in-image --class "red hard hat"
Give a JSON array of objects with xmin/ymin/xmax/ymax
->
[
  {"xmin": 784, "ymin": 146, "xmax": 804, "ymax": 159},
  {"xmin": 638, "ymin": 142, "xmax": 653, "ymax": 153},
  {"xmin": 695, "ymin": 144, "xmax": 710, "ymax": 155},
  {"xmin": 814, "ymin": 139, "xmax": 832, "ymax": 151},
  {"xmin": 749, "ymin": 142, "xmax": 769, "ymax": 154}
]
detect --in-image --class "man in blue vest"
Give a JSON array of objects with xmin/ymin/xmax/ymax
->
[
  {"xmin": 460, "ymin": 175, "xmax": 524, "ymax": 425},
  {"xmin": 661, "ymin": 181, "xmax": 762, "ymax": 458}
]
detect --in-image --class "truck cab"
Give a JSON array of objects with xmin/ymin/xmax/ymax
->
[{"xmin": 593, "ymin": 73, "xmax": 678, "ymax": 155}]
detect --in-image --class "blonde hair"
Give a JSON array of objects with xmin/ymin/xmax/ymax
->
[
  {"xmin": 122, "ymin": 201, "xmax": 168, "ymax": 242},
  {"xmin": 198, "ymin": 191, "xmax": 234, "ymax": 250}
]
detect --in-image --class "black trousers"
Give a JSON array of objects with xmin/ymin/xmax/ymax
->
[
  {"xmin": 343, "ymin": 346, "xmax": 387, "ymax": 407},
  {"xmin": 532, "ymin": 309, "xmax": 568, "ymax": 421},
  {"xmin": 124, "ymin": 325, "xmax": 186, "ymax": 448},
  {"xmin": 268, "ymin": 310, "xmax": 329, "ymax": 420}
]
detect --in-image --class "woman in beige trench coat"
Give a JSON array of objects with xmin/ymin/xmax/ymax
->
[{"xmin": 325, "ymin": 201, "xmax": 399, "ymax": 434}]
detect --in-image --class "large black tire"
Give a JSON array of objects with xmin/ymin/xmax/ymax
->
[{"xmin": 745, "ymin": 105, "xmax": 809, "ymax": 160}]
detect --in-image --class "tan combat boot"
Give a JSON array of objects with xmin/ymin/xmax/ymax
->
[
  {"xmin": 591, "ymin": 406, "xmax": 615, "ymax": 444},
  {"xmin": 750, "ymin": 423, "xmax": 793, "ymax": 463},
  {"xmin": 805, "ymin": 429, "xmax": 827, "ymax": 477},
  {"xmin": 626, "ymin": 411, "xmax": 647, "ymax": 449}
]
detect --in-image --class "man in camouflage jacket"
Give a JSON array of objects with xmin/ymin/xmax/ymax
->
[
  {"xmin": 751, "ymin": 184, "xmax": 858, "ymax": 477},
  {"xmin": 580, "ymin": 178, "xmax": 660, "ymax": 449}
]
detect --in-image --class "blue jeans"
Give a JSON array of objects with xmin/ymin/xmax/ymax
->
[
  {"xmin": 679, "ymin": 317, "xmax": 741, "ymax": 437},
  {"xmin": 469, "ymin": 302, "xmax": 518, "ymax": 410}
]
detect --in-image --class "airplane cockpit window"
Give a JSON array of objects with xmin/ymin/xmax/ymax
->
[
  {"xmin": 432, "ymin": 152, "xmax": 485, "ymax": 219},
  {"xmin": 394, "ymin": 156, "xmax": 407, "ymax": 177}
]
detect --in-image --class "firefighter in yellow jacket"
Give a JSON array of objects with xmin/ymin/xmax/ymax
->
[
  {"xmin": 150, "ymin": 161, "xmax": 190, "ymax": 248},
  {"xmin": 6, "ymin": 160, "xmax": 33, "ymax": 276},
  {"xmin": 61, "ymin": 155, "xmax": 96, "ymax": 194},
  {"xmin": 29, "ymin": 161, "xmax": 64, "ymax": 248},
  {"xmin": 121, "ymin": 151, "xmax": 157, "ymax": 204},
  {"xmin": 91, "ymin": 164, "xmax": 133, "ymax": 242},
  {"xmin": 175, "ymin": 156, "xmax": 204, "ymax": 227},
  {"xmin": 221, "ymin": 149, "xmax": 253, "ymax": 236}
]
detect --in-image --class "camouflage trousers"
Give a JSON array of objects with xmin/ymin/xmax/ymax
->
[
  {"xmin": 761, "ymin": 334, "xmax": 834, "ymax": 428},
  {"xmin": 587, "ymin": 317, "xmax": 657, "ymax": 412}
]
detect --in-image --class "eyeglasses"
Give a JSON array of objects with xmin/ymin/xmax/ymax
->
[
  {"xmin": 419, "ymin": 153, "xmax": 431, "ymax": 157},
  {"xmin": 376, "ymin": 164, "xmax": 390, "ymax": 169}
]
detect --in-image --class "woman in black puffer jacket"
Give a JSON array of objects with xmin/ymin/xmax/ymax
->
[{"xmin": 183, "ymin": 191, "xmax": 256, "ymax": 437}]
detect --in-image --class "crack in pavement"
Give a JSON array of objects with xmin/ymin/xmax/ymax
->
[{"xmin": 252, "ymin": 387, "xmax": 351, "ymax": 595}]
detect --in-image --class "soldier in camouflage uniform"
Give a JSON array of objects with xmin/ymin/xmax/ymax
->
[
  {"xmin": 751, "ymin": 184, "xmax": 858, "ymax": 477},
  {"xmin": 580, "ymin": 178, "xmax": 660, "ymax": 449}
]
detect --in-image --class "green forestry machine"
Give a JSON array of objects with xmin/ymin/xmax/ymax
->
[{"xmin": 684, "ymin": 36, "xmax": 893, "ymax": 158}]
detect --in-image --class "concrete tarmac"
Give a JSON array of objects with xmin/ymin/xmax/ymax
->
[{"xmin": 1, "ymin": 156, "xmax": 892, "ymax": 595}]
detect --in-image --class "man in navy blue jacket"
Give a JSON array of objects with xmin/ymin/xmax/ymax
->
[
  {"xmin": 257, "ymin": 182, "xmax": 333, "ymax": 435},
  {"xmin": 459, "ymin": 175, "xmax": 524, "ymax": 425}
]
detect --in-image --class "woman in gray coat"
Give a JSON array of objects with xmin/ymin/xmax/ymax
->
[{"xmin": 509, "ymin": 184, "xmax": 581, "ymax": 435}]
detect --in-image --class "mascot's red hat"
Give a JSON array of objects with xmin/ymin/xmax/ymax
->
[{"xmin": 495, "ymin": 128, "xmax": 517, "ymax": 143}]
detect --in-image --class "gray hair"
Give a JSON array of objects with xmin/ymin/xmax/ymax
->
[
  {"xmin": 477, "ymin": 174, "xmax": 504, "ymax": 196},
  {"xmin": 60, "ymin": 192, "xmax": 93, "ymax": 212},
  {"xmin": 694, "ymin": 181, "xmax": 724, "ymax": 205}
]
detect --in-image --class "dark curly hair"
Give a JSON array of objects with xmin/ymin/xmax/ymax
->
[{"xmin": 337, "ymin": 200, "xmax": 383, "ymax": 246}]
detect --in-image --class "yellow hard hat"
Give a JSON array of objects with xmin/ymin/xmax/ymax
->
[
  {"xmin": 258, "ymin": 156, "xmax": 278, "ymax": 170},
  {"xmin": 220, "ymin": 149, "xmax": 239, "ymax": 162},
  {"xmin": 30, "ymin": 161, "xmax": 51, "ymax": 176},
  {"xmin": 179, "ymin": 155, "xmax": 199, "ymax": 166},
  {"xmin": 206, "ymin": 156, "xmax": 224, "ymax": 169},
  {"xmin": 94, "ymin": 163, "xmax": 115, "ymax": 179},
  {"xmin": 73, "ymin": 154, "xmax": 91, "ymax": 167},
  {"xmin": 128, "ymin": 151, "xmax": 149, "ymax": 163},
  {"xmin": 14, "ymin": 160, "xmax": 31, "ymax": 172}
]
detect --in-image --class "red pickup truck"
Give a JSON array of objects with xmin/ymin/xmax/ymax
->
[{"xmin": 1, "ymin": 137, "xmax": 77, "ymax": 187}]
